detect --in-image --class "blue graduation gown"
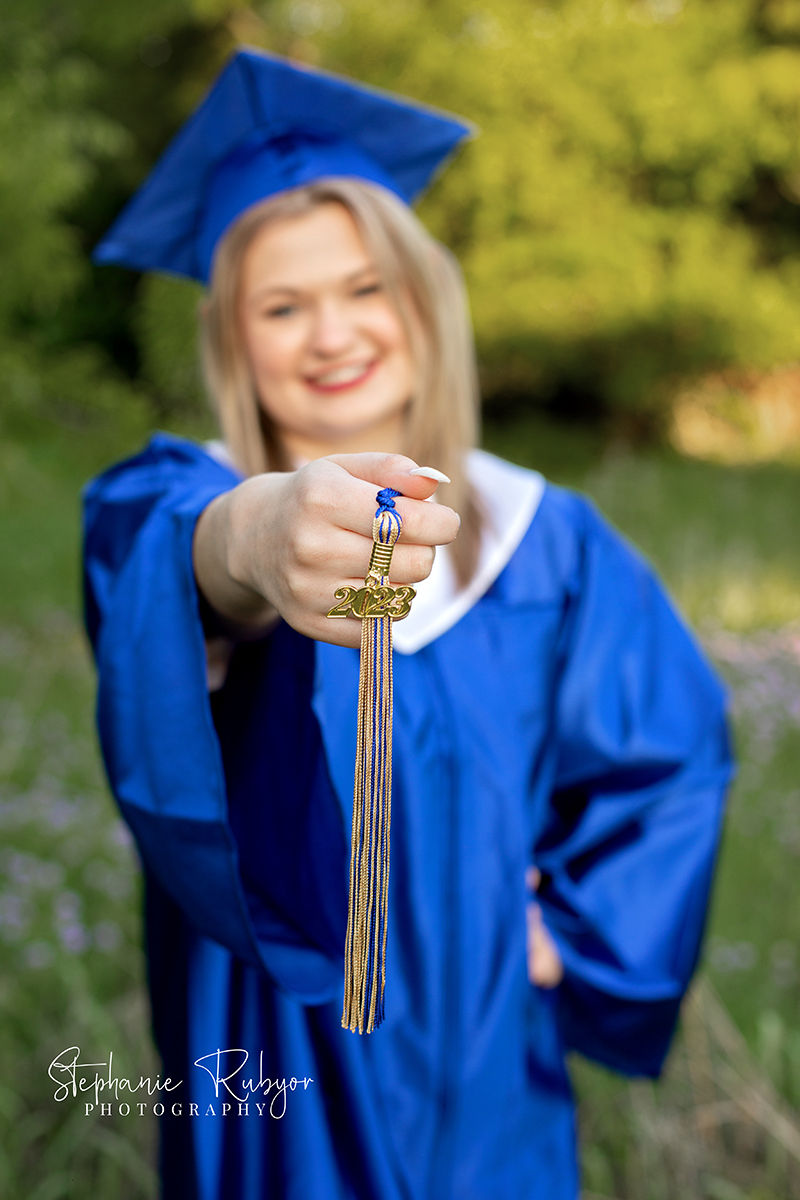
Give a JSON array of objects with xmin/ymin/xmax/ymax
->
[{"xmin": 82, "ymin": 434, "xmax": 732, "ymax": 1200}]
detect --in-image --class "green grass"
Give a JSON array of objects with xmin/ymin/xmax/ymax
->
[
  {"xmin": 2, "ymin": 413, "xmax": 800, "ymax": 1198},
  {"xmin": 0, "ymin": 421, "xmax": 159, "ymax": 1199},
  {"xmin": 484, "ymin": 414, "xmax": 800, "ymax": 632}
]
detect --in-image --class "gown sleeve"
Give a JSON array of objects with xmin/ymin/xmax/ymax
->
[
  {"xmin": 82, "ymin": 433, "xmax": 343, "ymax": 1004},
  {"xmin": 533, "ymin": 493, "xmax": 733, "ymax": 1077}
]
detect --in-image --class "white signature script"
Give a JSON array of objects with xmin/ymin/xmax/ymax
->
[
  {"xmin": 194, "ymin": 1050, "xmax": 313, "ymax": 1118},
  {"xmin": 48, "ymin": 1047, "xmax": 313, "ymax": 1118},
  {"xmin": 48, "ymin": 1047, "xmax": 180, "ymax": 1107}
]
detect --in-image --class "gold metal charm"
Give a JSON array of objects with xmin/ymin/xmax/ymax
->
[{"xmin": 327, "ymin": 584, "xmax": 416, "ymax": 620}]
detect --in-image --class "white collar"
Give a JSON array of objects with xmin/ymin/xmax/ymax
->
[
  {"xmin": 203, "ymin": 441, "xmax": 545, "ymax": 655},
  {"xmin": 393, "ymin": 450, "xmax": 545, "ymax": 654}
]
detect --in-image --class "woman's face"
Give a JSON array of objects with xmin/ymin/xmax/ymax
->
[{"xmin": 238, "ymin": 202, "xmax": 415, "ymax": 463}]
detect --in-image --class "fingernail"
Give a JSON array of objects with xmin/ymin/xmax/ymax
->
[{"xmin": 408, "ymin": 466, "xmax": 451, "ymax": 484}]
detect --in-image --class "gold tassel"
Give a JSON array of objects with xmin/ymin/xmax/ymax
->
[{"xmin": 326, "ymin": 489, "xmax": 415, "ymax": 1033}]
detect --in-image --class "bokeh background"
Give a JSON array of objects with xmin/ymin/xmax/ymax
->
[{"xmin": 2, "ymin": 1, "xmax": 800, "ymax": 1197}]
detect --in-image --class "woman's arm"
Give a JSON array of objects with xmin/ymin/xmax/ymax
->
[
  {"xmin": 531, "ymin": 492, "xmax": 732, "ymax": 1075},
  {"xmin": 83, "ymin": 437, "xmax": 461, "ymax": 1001},
  {"xmin": 192, "ymin": 452, "xmax": 460, "ymax": 646}
]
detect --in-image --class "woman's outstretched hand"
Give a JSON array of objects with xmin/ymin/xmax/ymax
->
[{"xmin": 193, "ymin": 453, "xmax": 461, "ymax": 648}]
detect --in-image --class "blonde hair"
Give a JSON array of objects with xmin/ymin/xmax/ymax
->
[{"xmin": 201, "ymin": 178, "xmax": 482, "ymax": 586}]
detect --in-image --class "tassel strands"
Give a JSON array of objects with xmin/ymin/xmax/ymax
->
[
  {"xmin": 345, "ymin": 490, "xmax": 399, "ymax": 1034},
  {"xmin": 327, "ymin": 488, "xmax": 415, "ymax": 1034}
]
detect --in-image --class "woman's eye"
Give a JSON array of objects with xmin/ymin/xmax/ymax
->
[
  {"xmin": 264, "ymin": 303, "xmax": 297, "ymax": 318},
  {"xmin": 354, "ymin": 282, "xmax": 381, "ymax": 298}
]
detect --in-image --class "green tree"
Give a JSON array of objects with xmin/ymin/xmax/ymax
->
[{"xmin": 0, "ymin": 1, "xmax": 228, "ymax": 435}]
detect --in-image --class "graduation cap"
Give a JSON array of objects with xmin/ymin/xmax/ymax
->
[{"xmin": 94, "ymin": 47, "xmax": 473, "ymax": 284}]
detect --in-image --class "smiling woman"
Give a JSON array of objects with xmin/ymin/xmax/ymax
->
[{"xmin": 82, "ymin": 46, "xmax": 732, "ymax": 1200}]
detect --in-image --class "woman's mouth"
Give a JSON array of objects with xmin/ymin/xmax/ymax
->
[{"xmin": 305, "ymin": 360, "xmax": 377, "ymax": 393}]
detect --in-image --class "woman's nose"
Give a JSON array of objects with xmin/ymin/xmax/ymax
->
[{"xmin": 308, "ymin": 300, "xmax": 357, "ymax": 358}]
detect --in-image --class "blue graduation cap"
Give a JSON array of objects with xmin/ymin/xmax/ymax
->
[{"xmin": 94, "ymin": 47, "xmax": 473, "ymax": 284}]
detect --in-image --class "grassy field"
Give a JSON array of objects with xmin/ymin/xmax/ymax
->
[{"xmin": 1, "ymin": 414, "xmax": 800, "ymax": 1198}]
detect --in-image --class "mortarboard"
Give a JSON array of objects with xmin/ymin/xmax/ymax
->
[{"xmin": 94, "ymin": 47, "xmax": 473, "ymax": 284}]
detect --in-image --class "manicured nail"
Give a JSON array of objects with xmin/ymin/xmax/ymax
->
[{"xmin": 407, "ymin": 466, "xmax": 451, "ymax": 484}]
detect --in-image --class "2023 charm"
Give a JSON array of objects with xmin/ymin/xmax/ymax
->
[{"xmin": 327, "ymin": 583, "xmax": 416, "ymax": 620}]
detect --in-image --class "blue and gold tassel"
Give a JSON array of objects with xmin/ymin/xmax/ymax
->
[{"xmin": 327, "ymin": 488, "xmax": 415, "ymax": 1033}]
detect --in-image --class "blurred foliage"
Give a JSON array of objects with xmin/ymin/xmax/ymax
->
[
  {"xmin": 133, "ymin": 275, "xmax": 206, "ymax": 418},
  {"xmin": 3, "ymin": 0, "xmax": 800, "ymax": 434},
  {"xmin": 0, "ymin": 0, "xmax": 224, "ymax": 435},
  {"xmin": 669, "ymin": 366, "xmax": 800, "ymax": 464}
]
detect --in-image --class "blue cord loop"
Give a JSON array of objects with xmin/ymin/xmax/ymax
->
[
  {"xmin": 375, "ymin": 487, "xmax": 401, "ymax": 515},
  {"xmin": 374, "ymin": 488, "xmax": 402, "ymax": 548}
]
